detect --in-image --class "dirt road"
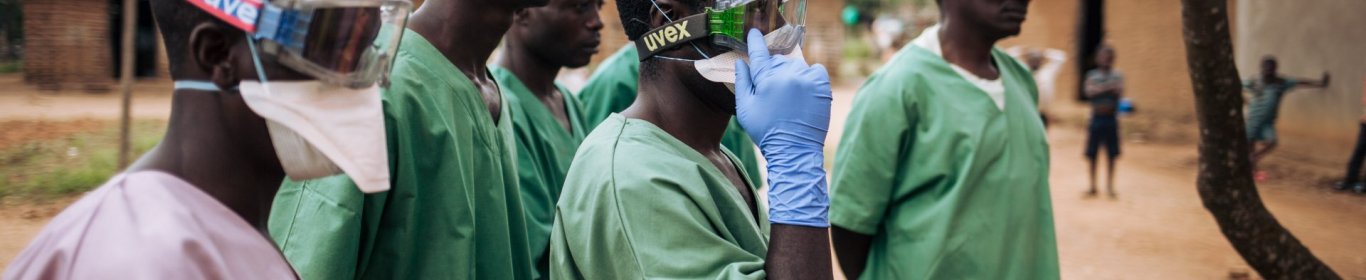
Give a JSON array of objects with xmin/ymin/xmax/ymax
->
[
  {"xmin": 0, "ymin": 75, "xmax": 173, "ymax": 121},
  {"xmin": 2, "ymin": 79, "xmax": 1364, "ymax": 279}
]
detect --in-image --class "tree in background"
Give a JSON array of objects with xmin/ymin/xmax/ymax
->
[
  {"xmin": 1179, "ymin": 0, "xmax": 1339, "ymax": 278},
  {"xmin": 0, "ymin": 0, "xmax": 20, "ymax": 61}
]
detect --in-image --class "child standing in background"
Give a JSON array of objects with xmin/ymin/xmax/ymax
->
[{"xmin": 1084, "ymin": 44, "xmax": 1123, "ymax": 197}]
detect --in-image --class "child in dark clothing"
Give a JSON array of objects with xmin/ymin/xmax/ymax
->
[{"xmin": 1084, "ymin": 44, "xmax": 1123, "ymax": 197}]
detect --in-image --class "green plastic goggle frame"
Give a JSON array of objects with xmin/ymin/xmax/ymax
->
[{"xmin": 706, "ymin": 5, "xmax": 748, "ymax": 45}]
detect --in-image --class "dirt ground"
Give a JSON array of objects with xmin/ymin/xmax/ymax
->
[
  {"xmin": 1, "ymin": 77, "xmax": 1364, "ymax": 278},
  {"xmin": 1043, "ymin": 124, "xmax": 1366, "ymax": 279},
  {"xmin": 0, "ymin": 74, "xmax": 174, "ymax": 269},
  {"xmin": 0, "ymin": 197, "xmax": 76, "ymax": 271},
  {"xmin": 0, "ymin": 75, "xmax": 173, "ymax": 121}
]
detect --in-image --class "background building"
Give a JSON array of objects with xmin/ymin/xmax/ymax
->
[
  {"xmin": 990, "ymin": 0, "xmax": 1364, "ymax": 170},
  {"xmin": 997, "ymin": 0, "xmax": 1228, "ymax": 144},
  {"xmin": 1234, "ymin": 0, "xmax": 1366, "ymax": 168},
  {"xmin": 20, "ymin": 0, "xmax": 166, "ymax": 92}
]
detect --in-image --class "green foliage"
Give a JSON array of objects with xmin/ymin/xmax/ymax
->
[
  {"xmin": 0, "ymin": 61, "xmax": 19, "ymax": 73},
  {"xmin": 842, "ymin": 35, "xmax": 874, "ymax": 60},
  {"xmin": 844, "ymin": 0, "xmax": 934, "ymax": 26},
  {"xmin": 847, "ymin": 0, "xmax": 931, "ymax": 10},
  {"xmin": 846, "ymin": 0, "xmax": 895, "ymax": 7},
  {"xmin": 0, "ymin": 121, "xmax": 166, "ymax": 201}
]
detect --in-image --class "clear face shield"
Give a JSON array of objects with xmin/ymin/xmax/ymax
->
[
  {"xmin": 254, "ymin": 0, "xmax": 412, "ymax": 88},
  {"xmin": 709, "ymin": 0, "xmax": 805, "ymax": 54},
  {"xmin": 189, "ymin": 0, "xmax": 413, "ymax": 88},
  {"xmin": 634, "ymin": 0, "xmax": 806, "ymax": 60}
]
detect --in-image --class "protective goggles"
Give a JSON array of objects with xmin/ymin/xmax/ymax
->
[
  {"xmin": 187, "ymin": 0, "xmax": 413, "ymax": 88},
  {"xmin": 635, "ymin": 0, "xmax": 805, "ymax": 60}
]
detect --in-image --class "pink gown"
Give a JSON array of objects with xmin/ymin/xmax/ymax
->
[{"xmin": 3, "ymin": 171, "xmax": 297, "ymax": 279}]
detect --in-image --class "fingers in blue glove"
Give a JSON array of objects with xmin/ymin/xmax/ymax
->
[
  {"xmin": 735, "ymin": 59, "xmax": 753, "ymax": 97},
  {"xmin": 746, "ymin": 29, "xmax": 771, "ymax": 70},
  {"xmin": 806, "ymin": 64, "xmax": 833, "ymax": 99}
]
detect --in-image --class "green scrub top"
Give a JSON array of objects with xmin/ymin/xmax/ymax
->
[
  {"xmin": 549, "ymin": 114, "xmax": 769, "ymax": 279},
  {"xmin": 829, "ymin": 45, "xmax": 1059, "ymax": 279},
  {"xmin": 491, "ymin": 66, "xmax": 588, "ymax": 280},
  {"xmin": 578, "ymin": 45, "xmax": 640, "ymax": 131},
  {"xmin": 577, "ymin": 45, "xmax": 764, "ymax": 188},
  {"xmin": 268, "ymin": 29, "xmax": 533, "ymax": 280}
]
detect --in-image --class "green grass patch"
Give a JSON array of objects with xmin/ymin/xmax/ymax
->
[
  {"xmin": 0, "ymin": 120, "xmax": 165, "ymax": 201},
  {"xmin": 0, "ymin": 61, "xmax": 19, "ymax": 73},
  {"xmin": 842, "ymin": 35, "xmax": 874, "ymax": 60}
]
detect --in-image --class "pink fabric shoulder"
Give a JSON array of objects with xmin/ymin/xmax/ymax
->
[{"xmin": 3, "ymin": 171, "xmax": 297, "ymax": 280}]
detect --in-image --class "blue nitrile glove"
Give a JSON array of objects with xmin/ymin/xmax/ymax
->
[{"xmin": 734, "ymin": 28, "xmax": 833, "ymax": 228}]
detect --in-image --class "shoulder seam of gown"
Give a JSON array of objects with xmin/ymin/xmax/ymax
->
[{"xmin": 605, "ymin": 118, "xmax": 649, "ymax": 278}]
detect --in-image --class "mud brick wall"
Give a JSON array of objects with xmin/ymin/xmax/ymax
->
[
  {"xmin": 802, "ymin": 0, "xmax": 844, "ymax": 74},
  {"xmin": 22, "ymin": 0, "xmax": 115, "ymax": 91}
]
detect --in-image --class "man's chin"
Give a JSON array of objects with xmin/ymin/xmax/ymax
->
[
  {"xmin": 564, "ymin": 57, "xmax": 593, "ymax": 69},
  {"xmin": 994, "ymin": 19, "xmax": 1026, "ymax": 37},
  {"xmin": 1000, "ymin": 25, "xmax": 1023, "ymax": 37},
  {"xmin": 702, "ymin": 89, "xmax": 739, "ymax": 115}
]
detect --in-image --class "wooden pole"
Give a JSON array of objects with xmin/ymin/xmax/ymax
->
[{"xmin": 117, "ymin": 0, "xmax": 136, "ymax": 169}]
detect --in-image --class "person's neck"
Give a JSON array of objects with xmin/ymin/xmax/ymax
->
[
  {"xmin": 408, "ymin": 1, "xmax": 517, "ymax": 78},
  {"xmin": 624, "ymin": 70, "xmax": 731, "ymax": 152},
  {"xmin": 938, "ymin": 20, "xmax": 1001, "ymax": 77},
  {"xmin": 497, "ymin": 40, "xmax": 561, "ymax": 97},
  {"xmin": 127, "ymin": 91, "xmax": 284, "ymax": 233}
]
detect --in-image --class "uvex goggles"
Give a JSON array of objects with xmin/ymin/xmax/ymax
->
[
  {"xmin": 187, "ymin": 0, "xmax": 412, "ymax": 88},
  {"xmin": 635, "ymin": 0, "xmax": 806, "ymax": 60}
]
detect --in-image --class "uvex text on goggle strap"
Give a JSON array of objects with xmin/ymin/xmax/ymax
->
[
  {"xmin": 635, "ymin": 0, "xmax": 806, "ymax": 61},
  {"xmin": 187, "ymin": 0, "xmax": 412, "ymax": 88}
]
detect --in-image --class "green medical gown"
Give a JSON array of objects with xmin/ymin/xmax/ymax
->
[
  {"xmin": 549, "ymin": 114, "xmax": 769, "ymax": 279},
  {"xmin": 577, "ymin": 45, "xmax": 764, "ymax": 188},
  {"xmin": 268, "ymin": 29, "xmax": 533, "ymax": 280},
  {"xmin": 829, "ymin": 46, "xmax": 1059, "ymax": 279},
  {"xmin": 491, "ymin": 66, "xmax": 588, "ymax": 280}
]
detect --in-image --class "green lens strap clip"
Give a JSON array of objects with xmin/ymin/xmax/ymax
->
[{"xmin": 707, "ymin": 6, "xmax": 747, "ymax": 46}]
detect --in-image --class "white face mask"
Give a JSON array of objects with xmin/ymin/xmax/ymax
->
[
  {"xmin": 237, "ymin": 81, "xmax": 391, "ymax": 193},
  {"xmin": 694, "ymin": 25, "xmax": 807, "ymax": 91}
]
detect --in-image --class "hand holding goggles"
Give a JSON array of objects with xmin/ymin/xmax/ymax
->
[
  {"xmin": 635, "ymin": 0, "xmax": 805, "ymax": 60},
  {"xmin": 188, "ymin": 0, "xmax": 413, "ymax": 88}
]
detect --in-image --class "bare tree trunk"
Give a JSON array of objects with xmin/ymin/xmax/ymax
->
[{"xmin": 1179, "ymin": 0, "xmax": 1339, "ymax": 279}]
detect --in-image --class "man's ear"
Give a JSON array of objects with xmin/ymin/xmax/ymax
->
[
  {"xmin": 648, "ymin": 0, "xmax": 686, "ymax": 28},
  {"xmin": 189, "ymin": 23, "xmax": 236, "ymax": 73},
  {"xmin": 188, "ymin": 23, "xmax": 240, "ymax": 89},
  {"xmin": 513, "ymin": 7, "xmax": 533, "ymax": 26}
]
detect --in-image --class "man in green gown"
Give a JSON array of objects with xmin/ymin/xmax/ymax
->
[
  {"xmin": 578, "ymin": 45, "xmax": 764, "ymax": 188},
  {"xmin": 830, "ymin": 0, "xmax": 1059, "ymax": 279},
  {"xmin": 550, "ymin": 0, "xmax": 834, "ymax": 278},
  {"xmin": 267, "ymin": 0, "xmax": 546, "ymax": 278},
  {"xmin": 492, "ymin": 0, "xmax": 603, "ymax": 278}
]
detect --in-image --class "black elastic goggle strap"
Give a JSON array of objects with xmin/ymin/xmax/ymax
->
[{"xmin": 634, "ymin": 13, "xmax": 711, "ymax": 61}]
